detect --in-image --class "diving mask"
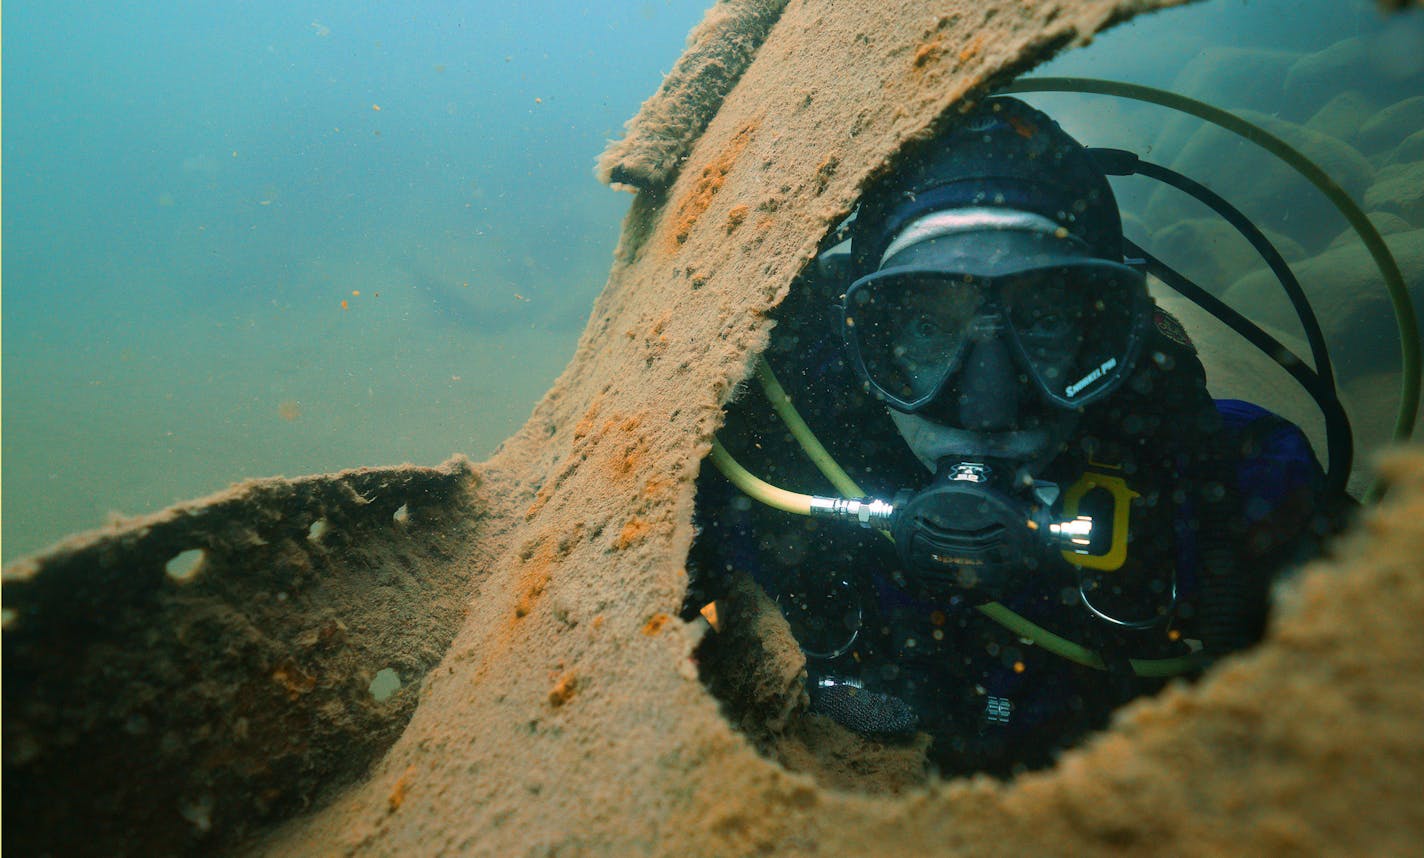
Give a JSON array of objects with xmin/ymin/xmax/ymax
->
[{"xmin": 841, "ymin": 209, "xmax": 1152, "ymax": 414}]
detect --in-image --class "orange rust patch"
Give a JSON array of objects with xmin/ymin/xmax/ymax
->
[
  {"xmin": 914, "ymin": 35, "xmax": 946, "ymax": 68},
  {"xmin": 641, "ymin": 476, "xmax": 674, "ymax": 501},
  {"xmin": 639, "ymin": 313, "xmax": 672, "ymax": 364},
  {"xmin": 271, "ymin": 660, "xmax": 317, "ymax": 700},
  {"xmin": 548, "ymin": 672, "xmax": 578, "ymax": 707},
  {"xmin": 387, "ymin": 765, "xmax": 415, "ymax": 812},
  {"xmin": 669, "ymin": 121, "xmax": 758, "ymax": 251},
  {"xmin": 515, "ymin": 569, "xmax": 548, "ymax": 618},
  {"xmin": 526, "ymin": 405, "xmax": 655, "ymax": 524},
  {"xmin": 642, "ymin": 613, "xmax": 673, "ymax": 636},
  {"xmin": 615, "ymin": 518, "xmax": 651, "ymax": 550},
  {"xmin": 958, "ymin": 35, "xmax": 985, "ymax": 64},
  {"xmin": 572, "ymin": 397, "xmax": 605, "ymax": 442},
  {"xmin": 524, "ymin": 485, "xmax": 552, "ymax": 521},
  {"xmin": 604, "ymin": 417, "xmax": 650, "ymax": 481},
  {"xmin": 514, "ymin": 541, "xmax": 557, "ymax": 619},
  {"xmin": 464, "ymin": 537, "xmax": 566, "ymax": 686},
  {"xmin": 725, "ymin": 204, "xmax": 750, "ymax": 233}
]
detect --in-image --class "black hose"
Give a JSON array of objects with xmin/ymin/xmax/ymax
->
[
  {"xmin": 1091, "ymin": 149, "xmax": 1337, "ymax": 389},
  {"xmin": 1193, "ymin": 429, "xmax": 1264, "ymax": 660},
  {"xmin": 1004, "ymin": 76, "xmax": 1419, "ymax": 501},
  {"xmin": 1125, "ymin": 241, "xmax": 1354, "ymax": 498}
]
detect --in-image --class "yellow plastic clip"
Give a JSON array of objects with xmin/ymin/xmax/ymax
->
[{"xmin": 1060, "ymin": 472, "xmax": 1140, "ymax": 571}]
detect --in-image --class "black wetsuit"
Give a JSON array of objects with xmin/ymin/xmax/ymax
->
[{"xmin": 686, "ymin": 277, "xmax": 1331, "ymax": 777}]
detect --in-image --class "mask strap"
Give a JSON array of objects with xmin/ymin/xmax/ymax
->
[{"xmin": 879, "ymin": 207, "xmax": 1067, "ymax": 266}]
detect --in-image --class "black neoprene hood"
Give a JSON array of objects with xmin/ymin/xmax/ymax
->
[{"xmin": 850, "ymin": 96, "xmax": 1126, "ymax": 278}]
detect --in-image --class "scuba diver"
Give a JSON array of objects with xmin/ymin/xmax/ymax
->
[{"xmin": 686, "ymin": 96, "xmax": 1347, "ymax": 777}]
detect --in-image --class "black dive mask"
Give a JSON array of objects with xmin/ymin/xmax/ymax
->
[
  {"xmin": 844, "ymin": 265, "xmax": 1151, "ymax": 417},
  {"xmin": 841, "ymin": 213, "xmax": 1152, "ymax": 421}
]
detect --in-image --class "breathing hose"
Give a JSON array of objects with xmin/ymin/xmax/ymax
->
[
  {"xmin": 1085, "ymin": 147, "xmax": 1354, "ymax": 497},
  {"xmin": 702, "ymin": 79, "xmax": 1415, "ymax": 677},
  {"xmin": 753, "ymin": 360, "xmax": 866, "ymax": 498},
  {"xmin": 708, "ymin": 438, "xmax": 812, "ymax": 516},
  {"xmin": 709, "ymin": 359, "xmax": 1203, "ymax": 677},
  {"xmin": 1004, "ymin": 76, "xmax": 1421, "ymax": 501}
]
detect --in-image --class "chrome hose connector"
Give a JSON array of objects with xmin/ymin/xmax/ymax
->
[
  {"xmin": 808, "ymin": 496, "xmax": 896, "ymax": 529},
  {"xmin": 1049, "ymin": 515, "xmax": 1094, "ymax": 550}
]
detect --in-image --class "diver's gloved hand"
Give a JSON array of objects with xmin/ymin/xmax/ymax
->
[{"xmin": 808, "ymin": 675, "xmax": 918, "ymax": 738}]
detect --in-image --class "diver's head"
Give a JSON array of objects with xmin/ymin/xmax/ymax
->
[{"xmin": 842, "ymin": 96, "xmax": 1152, "ymax": 472}]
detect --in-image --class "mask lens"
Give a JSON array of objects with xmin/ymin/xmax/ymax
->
[
  {"xmin": 1005, "ymin": 267, "xmax": 1143, "ymax": 405},
  {"xmin": 845, "ymin": 274, "xmax": 983, "ymax": 407}
]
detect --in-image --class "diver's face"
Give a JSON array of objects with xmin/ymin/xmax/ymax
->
[
  {"xmin": 890, "ymin": 283, "xmax": 981, "ymax": 395},
  {"xmin": 888, "ymin": 407, "xmax": 1078, "ymax": 472},
  {"xmin": 845, "ymin": 257, "xmax": 1146, "ymax": 471},
  {"xmin": 878, "ymin": 275, "xmax": 1084, "ymax": 471},
  {"xmin": 1006, "ymin": 275, "xmax": 1082, "ymax": 394},
  {"xmin": 890, "ymin": 275, "xmax": 1080, "ymax": 434}
]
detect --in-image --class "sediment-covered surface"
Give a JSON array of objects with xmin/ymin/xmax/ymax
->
[
  {"xmin": 3, "ymin": 460, "xmax": 487, "ymax": 855},
  {"xmin": 6, "ymin": 1, "xmax": 1423, "ymax": 855}
]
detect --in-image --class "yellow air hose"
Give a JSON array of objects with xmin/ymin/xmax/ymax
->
[
  {"xmin": 754, "ymin": 359, "xmax": 867, "ymax": 498},
  {"xmin": 708, "ymin": 438, "xmax": 813, "ymax": 516},
  {"xmin": 708, "ymin": 358, "xmax": 1203, "ymax": 677},
  {"xmin": 711, "ymin": 79, "xmax": 1418, "ymax": 671}
]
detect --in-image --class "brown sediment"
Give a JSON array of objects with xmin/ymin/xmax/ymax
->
[
  {"xmin": 1, "ymin": 460, "xmax": 484, "ymax": 855},
  {"xmin": 7, "ymin": 1, "xmax": 1424, "ymax": 856},
  {"xmin": 547, "ymin": 672, "xmax": 579, "ymax": 707},
  {"xmin": 596, "ymin": 0, "xmax": 789, "ymax": 190},
  {"xmin": 668, "ymin": 120, "xmax": 759, "ymax": 251},
  {"xmin": 726, "ymin": 203, "xmax": 751, "ymax": 232}
]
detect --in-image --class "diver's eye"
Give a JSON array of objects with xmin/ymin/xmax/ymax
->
[
  {"xmin": 1023, "ymin": 312, "xmax": 1070, "ymax": 338},
  {"xmin": 911, "ymin": 317, "xmax": 943, "ymax": 339}
]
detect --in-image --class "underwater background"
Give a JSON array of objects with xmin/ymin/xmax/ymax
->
[
  {"xmin": 3, "ymin": 0, "xmax": 711, "ymax": 560},
  {"xmin": 1024, "ymin": 0, "xmax": 1424, "ymax": 497},
  {"xmin": 4, "ymin": 0, "xmax": 1421, "ymax": 562}
]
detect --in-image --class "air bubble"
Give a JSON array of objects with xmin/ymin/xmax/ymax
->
[
  {"xmin": 179, "ymin": 794, "xmax": 214, "ymax": 833},
  {"xmin": 165, "ymin": 549, "xmax": 205, "ymax": 582},
  {"xmin": 370, "ymin": 667, "xmax": 402, "ymax": 701}
]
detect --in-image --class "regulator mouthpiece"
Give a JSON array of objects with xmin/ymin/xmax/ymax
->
[{"xmin": 808, "ymin": 461, "xmax": 1095, "ymax": 598}]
